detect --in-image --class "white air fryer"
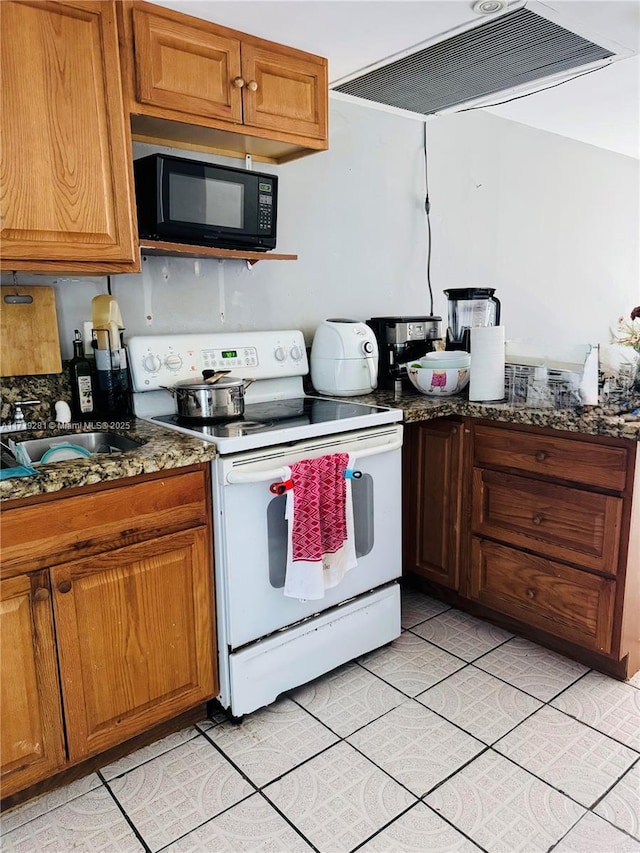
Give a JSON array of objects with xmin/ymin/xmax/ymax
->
[{"xmin": 310, "ymin": 319, "xmax": 379, "ymax": 396}]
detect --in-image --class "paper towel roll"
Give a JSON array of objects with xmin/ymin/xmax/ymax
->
[{"xmin": 469, "ymin": 325, "xmax": 506, "ymax": 402}]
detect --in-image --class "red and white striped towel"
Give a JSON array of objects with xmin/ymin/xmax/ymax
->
[{"xmin": 284, "ymin": 452, "xmax": 357, "ymax": 600}]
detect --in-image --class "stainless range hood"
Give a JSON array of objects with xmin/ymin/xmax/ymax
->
[{"xmin": 331, "ymin": 2, "xmax": 632, "ymax": 115}]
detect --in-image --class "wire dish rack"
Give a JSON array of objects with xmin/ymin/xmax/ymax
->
[
  {"xmin": 599, "ymin": 364, "xmax": 638, "ymax": 403},
  {"xmin": 503, "ymin": 342, "xmax": 599, "ymax": 408},
  {"xmin": 505, "ymin": 363, "xmax": 583, "ymax": 407}
]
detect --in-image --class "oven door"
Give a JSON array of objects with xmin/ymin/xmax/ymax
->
[{"xmin": 213, "ymin": 425, "xmax": 402, "ymax": 650}]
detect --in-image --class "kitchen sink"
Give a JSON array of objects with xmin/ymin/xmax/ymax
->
[{"xmin": 14, "ymin": 432, "xmax": 144, "ymax": 464}]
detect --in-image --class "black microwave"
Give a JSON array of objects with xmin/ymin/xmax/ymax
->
[{"xmin": 133, "ymin": 153, "xmax": 278, "ymax": 251}]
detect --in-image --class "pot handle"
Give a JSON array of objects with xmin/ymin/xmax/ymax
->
[
  {"xmin": 202, "ymin": 370, "xmax": 231, "ymax": 384},
  {"xmin": 242, "ymin": 378, "xmax": 255, "ymax": 390},
  {"xmin": 160, "ymin": 385, "xmax": 177, "ymax": 396}
]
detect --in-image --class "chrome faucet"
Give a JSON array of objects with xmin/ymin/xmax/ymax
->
[{"xmin": 1, "ymin": 399, "xmax": 41, "ymax": 433}]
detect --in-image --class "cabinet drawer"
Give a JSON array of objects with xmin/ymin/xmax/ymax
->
[
  {"xmin": 472, "ymin": 469, "xmax": 622, "ymax": 575},
  {"xmin": 469, "ymin": 539, "xmax": 616, "ymax": 654},
  {"xmin": 1, "ymin": 468, "xmax": 209, "ymax": 575},
  {"xmin": 473, "ymin": 424, "xmax": 628, "ymax": 491}
]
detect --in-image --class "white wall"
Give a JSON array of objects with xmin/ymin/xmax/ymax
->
[
  {"xmin": 4, "ymin": 96, "xmax": 638, "ymax": 361},
  {"xmin": 427, "ymin": 110, "xmax": 640, "ymax": 346}
]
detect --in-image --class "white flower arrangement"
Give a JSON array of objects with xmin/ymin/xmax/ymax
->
[{"xmin": 611, "ymin": 308, "xmax": 640, "ymax": 354}]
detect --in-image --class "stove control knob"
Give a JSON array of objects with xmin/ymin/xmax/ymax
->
[
  {"xmin": 362, "ymin": 340, "xmax": 375, "ymax": 355},
  {"xmin": 142, "ymin": 354, "xmax": 162, "ymax": 373},
  {"xmin": 274, "ymin": 346, "xmax": 287, "ymax": 362},
  {"xmin": 164, "ymin": 354, "xmax": 183, "ymax": 371},
  {"xmin": 289, "ymin": 345, "xmax": 303, "ymax": 362}
]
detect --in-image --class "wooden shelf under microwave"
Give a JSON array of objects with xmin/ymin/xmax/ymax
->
[{"xmin": 139, "ymin": 240, "xmax": 298, "ymax": 265}]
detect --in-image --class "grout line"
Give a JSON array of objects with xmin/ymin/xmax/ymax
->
[
  {"xmin": 589, "ymin": 753, "xmax": 640, "ymax": 811},
  {"xmin": 96, "ymin": 727, "xmax": 202, "ymax": 783},
  {"xmin": 100, "ymin": 776, "xmax": 152, "ymax": 853},
  {"xmin": 5, "ymin": 595, "xmax": 638, "ymax": 852},
  {"xmin": 0, "ymin": 775, "xmax": 104, "ymax": 838},
  {"xmin": 253, "ymin": 789, "xmax": 321, "ymax": 853}
]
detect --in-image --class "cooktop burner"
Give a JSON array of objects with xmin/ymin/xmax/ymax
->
[
  {"xmin": 152, "ymin": 396, "xmax": 388, "ymax": 440},
  {"xmin": 130, "ymin": 331, "xmax": 403, "ymax": 454}
]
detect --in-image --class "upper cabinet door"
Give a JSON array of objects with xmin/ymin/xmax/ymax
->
[
  {"xmin": 132, "ymin": 7, "xmax": 243, "ymax": 123},
  {"xmin": 241, "ymin": 42, "xmax": 328, "ymax": 140},
  {"xmin": 0, "ymin": 1, "xmax": 137, "ymax": 271},
  {"xmin": 119, "ymin": 1, "xmax": 328, "ymax": 164}
]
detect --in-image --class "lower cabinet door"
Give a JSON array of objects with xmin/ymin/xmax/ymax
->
[
  {"xmin": 0, "ymin": 573, "xmax": 65, "ymax": 798},
  {"xmin": 403, "ymin": 419, "xmax": 465, "ymax": 589},
  {"xmin": 51, "ymin": 527, "xmax": 216, "ymax": 761},
  {"xmin": 469, "ymin": 538, "xmax": 616, "ymax": 654}
]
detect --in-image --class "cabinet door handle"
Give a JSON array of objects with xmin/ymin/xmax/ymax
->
[
  {"xmin": 247, "ymin": 80, "xmax": 258, "ymax": 92},
  {"xmin": 232, "ymin": 76, "xmax": 245, "ymax": 89},
  {"xmin": 57, "ymin": 580, "xmax": 72, "ymax": 594},
  {"xmin": 526, "ymin": 588, "xmax": 536, "ymax": 599},
  {"xmin": 451, "ymin": 426, "xmax": 458, "ymax": 435},
  {"xmin": 532, "ymin": 514, "xmax": 544, "ymax": 525},
  {"xmin": 535, "ymin": 451, "xmax": 548, "ymax": 462},
  {"xmin": 33, "ymin": 587, "xmax": 50, "ymax": 602}
]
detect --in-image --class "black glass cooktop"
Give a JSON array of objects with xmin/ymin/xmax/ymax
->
[{"xmin": 153, "ymin": 396, "xmax": 388, "ymax": 439}]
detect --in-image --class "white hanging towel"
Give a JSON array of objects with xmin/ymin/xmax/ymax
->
[{"xmin": 283, "ymin": 452, "xmax": 357, "ymax": 600}]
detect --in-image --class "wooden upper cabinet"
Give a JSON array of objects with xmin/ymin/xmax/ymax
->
[
  {"xmin": 119, "ymin": 1, "xmax": 328, "ymax": 164},
  {"xmin": 132, "ymin": 7, "xmax": 243, "ymax": 123},
  {"xmin": 0, "ymin": 573, "xmax": 65, "ymax": 798},
  {"xmin": 0, "ymin": 1, "xmax": 138, "ymax": 273},
  {"xmin": 241, "ymin": 43, "xmax": 328, "ymax": 140}
]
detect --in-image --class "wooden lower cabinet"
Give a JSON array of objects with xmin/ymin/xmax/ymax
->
[
  {"xmin": 469, "ymin": 538, "xmax": 616, "ymax": 654},
  {"xmin": 0, "ymin": 573, "xmax": 65, "ymax": 798},
  {"xmin": 403, "ymin": 418, "xmax": 465, "ymax": 590},
  {"xmin": 52, "ymin": 527, "xmax": 214, "ymax": 762},
  {"xmin": 0, "ymin": 466, "xmax": 217, "ymax": 800},
  {"xmin": 404, "ymin": 417, "xmax": 640, "ymax": 679}
]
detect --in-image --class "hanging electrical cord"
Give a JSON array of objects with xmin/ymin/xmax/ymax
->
[
  {"xmin": 423, "ymin": 121, "xmax": 434, "ymax": 316},
  {"xmin": 454, "ymin": 60, "xmax": 612, "ymax": 114}
]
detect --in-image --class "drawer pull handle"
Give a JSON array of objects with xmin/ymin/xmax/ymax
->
[
  {"xmin": 57, "ymin": 580, "xmax": 72, "ymax": 594},
  {"xmin": 526, "ymin": 588, "xmax": 536, "ymax": 599},
  {"xmin": 535, "ymin": 451, "xmax": 548, "ymax": 462},
  {"xmin": 532, "ymin": 514, "xmax": 544, "ymax": 525},
  {"xmin": 33, "ymin": 587, "xmax": 50, "ymax": 602}
]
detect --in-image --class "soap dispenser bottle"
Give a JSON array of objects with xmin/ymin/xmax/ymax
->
[{"xmin": 69, "ymin": 329, "xmax": 95, "ymax": 420}]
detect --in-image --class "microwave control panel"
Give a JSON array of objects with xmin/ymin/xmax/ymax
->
[{"xmin": 258, "ymin": 182, "xmax": 274, "ymax": 232}]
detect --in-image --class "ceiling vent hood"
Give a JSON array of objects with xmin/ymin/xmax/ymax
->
[{"xmin": 331, "ymin": 2, "xmax": 633, "ymax": 115}]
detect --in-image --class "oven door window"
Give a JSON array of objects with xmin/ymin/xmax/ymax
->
[{"xmin": 267, "ymin": 474, "xmax": 374, "ymax": 589}]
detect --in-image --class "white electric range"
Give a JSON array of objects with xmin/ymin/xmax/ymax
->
[{"xmin": 128, "ymin": 330, "xmax": 403, "ymax": 718}]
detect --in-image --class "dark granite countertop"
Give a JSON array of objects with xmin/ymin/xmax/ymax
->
[
  {"xmin": 0, "ymin": 418, "xmax": 217, "ymax": 503},
  {"xmin": 348, "ymin": 387, "xmax": 640, "ymax": 442},
  {"xmin": 2, "ymin": 390, "xmax": 637, "ymax": 505}
]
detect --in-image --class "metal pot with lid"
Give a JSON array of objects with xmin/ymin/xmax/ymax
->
[{"xmin": 163, "ymin": 372, "xmax": 254, "ymax": 421}]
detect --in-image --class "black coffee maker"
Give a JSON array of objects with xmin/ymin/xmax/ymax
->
[
  {"xmin": 367, "ymin": 316, "xmax": 442, "ymax": 390},
  {"xmin": 444, "ymin": 288, "xmax": 501, "ymax": 351}
]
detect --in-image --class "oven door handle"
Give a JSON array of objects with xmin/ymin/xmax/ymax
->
[{"xmin": 225, "ymin": 437, "xmax": 403, "ymax": 485}]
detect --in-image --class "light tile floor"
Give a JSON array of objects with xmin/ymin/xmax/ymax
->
[{"xmin": 2, "ymin": 588, "xmax": 639, "ymax": 853}]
